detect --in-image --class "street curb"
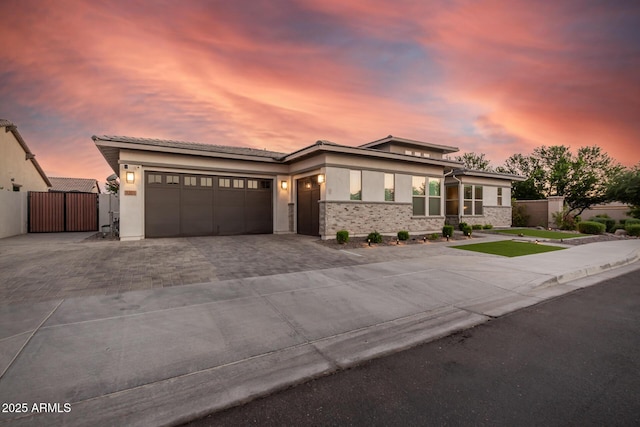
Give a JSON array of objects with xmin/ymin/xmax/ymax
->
[{"xmin": 529, "ymin": 248, "xmax": 640, "ymax": 290}]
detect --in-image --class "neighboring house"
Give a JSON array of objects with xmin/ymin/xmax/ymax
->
[
  {"xmin": 0, "ymin": 119, "xmax": 51, "ymax": 192},
  {"xmin": 49, "ymin": 177, "xmax": 101, "ymax": 193},
  {"xmin": 93, "ymin": 134, "xmax": 524, "ymax": 241}
]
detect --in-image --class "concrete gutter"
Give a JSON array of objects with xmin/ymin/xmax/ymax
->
[{"xmin": 0, "ymin": 240, "xmax": 638, "ymax": 426}]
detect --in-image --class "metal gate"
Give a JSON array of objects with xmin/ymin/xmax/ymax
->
[{"xmin": 29, "ymin": 192, "xmax": 98, "ymax": 232}]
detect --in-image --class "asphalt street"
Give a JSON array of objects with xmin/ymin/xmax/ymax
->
[{"xmin": 184, "ymin": 267, "xmax": 640, "ymax": 427}]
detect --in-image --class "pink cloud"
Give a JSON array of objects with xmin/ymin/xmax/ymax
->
[{"xmin": 1, "ymin": 0, "xmax": 638, "ymax": 187}]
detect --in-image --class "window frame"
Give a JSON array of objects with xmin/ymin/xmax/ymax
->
[
  {"xmin": 463, "ymin": 184, "xmax": 483, "ymax": 215},
  {"xmin": 384, "ymin": 173, "xmax": 395, "ymax": 202},
  {"xmin": 350, "ymin": 170, "xmax": 362, "ymax": 201},
  {"xmin": 412, "ymin": 176, "xmax": 442, "ymax": 217}
]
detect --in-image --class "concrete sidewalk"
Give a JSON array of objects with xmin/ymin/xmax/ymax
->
[{"xmin": 0, "ymin": 239, "xmax": 638, "ymax": 426}]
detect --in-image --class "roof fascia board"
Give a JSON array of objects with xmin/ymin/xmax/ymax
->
[
  {"xmin": 94, "ymin": 139, "xmax": 282, "ymax": 164},
  {"xmin": 284, "ymin": 142, "xmax": 463, "ymax": 168},
  {"xmin": 451, "ymin": 169, "xmax": 526, "ymax": 182},
  {"xmin": 3, "ymin": 124, "xmax": 52, "ymax": 187},
  {"xmin": 360, "ymin": 136, "xmax": 459, "ymax": 153}
]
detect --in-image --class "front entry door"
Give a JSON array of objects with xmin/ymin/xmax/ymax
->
[{"xmin": 296, "ymin": 177, "xmax": 320, "ymax": 236}]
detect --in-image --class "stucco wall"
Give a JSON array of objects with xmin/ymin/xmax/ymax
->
[
  {"xmin": 98, "ymin": 194, "xmax": 119, "ymax": 230},
  {"xmin": 0, "ymin": 191, "xmax": 28, "ymax": 238},
  {"xmin": 321, "ymin": 201, "xmax": 444, "ymax": 238},
  {"xmin": 0, "ymin": 128, "xmax": 49, "ymax": 192}
]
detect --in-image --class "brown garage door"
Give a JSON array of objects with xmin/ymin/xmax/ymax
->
[{"xmin": 145, "ymin": 172, "xmax": 273, "ymax": 238}]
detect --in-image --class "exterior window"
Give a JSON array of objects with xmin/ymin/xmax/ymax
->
[
  {"xmin": 475, "ymin": 186, "xmax": 483, "ymax": 215},
  {"xmin": 260, "ymin": 180, "xmax": 271, "ymax": 189},
  {"xmin": 350, "ymin": 170, "xmax": 361, "ymax": 200},
  {"xmin": 429, "ymin": 178, "xmax": 441, "ymax": 216},
  {"xmin": 404, "ymin": 150, "xmax": 412, "ymax": 155},
  {"xmin": 233, "ymin": 179, "xmax": 244, "ymax": 189},
  {"xmin": 201, "ymin": 177, "xmax": 213, "ymax": 187},
  {"xmin": 497, "ymin": 187, "xmax": 503, "ymax": 206},
  {"xmin": 413, "ymin": 177, "xmax": 441, "ymax": 216},
  {"xmin": 384, "ymin": 173, "xmax": 394, "ymax": 201},
  {"xmin": 414, "ymin": 151, "xmax": 422, "ymax": 157},
  {"xmin": 464, "ymin": 185, "xmax": 483, "ymax": 215},
  {"xmin": 166, "ymin": 175, "xmax": 179, "ymax": 184},
  {"xmin": 219, "ymin": 178, "xmax": 231, "ymax": 188},
  {"xmin": 148, "ymin": 174, "xmax": 162, "ymax": 184},
  {"xmin": 446, "ymin": 185, "xmax": 459, "ymax": 215},
  {"xmin": 247, "ymin": 180, "xmax": 258, "ymax": 189},
  {"xmin": 412, "ymin": 176, "xmax": 426, "ymax": 216},
  {"xmin": 184, "ymin": 176, "xmax": 197, "ymax": 186}
]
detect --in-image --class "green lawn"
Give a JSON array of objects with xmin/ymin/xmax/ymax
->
[
  {"xmin": 496, "ymin": 228, "xmax": 586, "ymax": 239},
  {"xmin": 453, "ymin": 240, "xmax": 566, "ymax": 257}
]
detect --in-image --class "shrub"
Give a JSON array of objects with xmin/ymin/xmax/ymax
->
[
  {"xmin": 624, "ymin": 218, "xmax": 640, "ymax": 226},
  {"xmin": 442, "ymin": 225, "xmax": 454, "ymax": 238},
  {"xmin": 472, "ymin": 224, "xmax": 483, "ymax": 230},
  {"xmin": 577, "ymin": 221, "xmax": 606, "ymax": 235},
  {"xmin": 367, "ymin": 231, "xmax": 383, "ymax": 243},
  {"xmin": 462, "ymin": 225, "xmax": 473, "ymax": 236},
  {"xmin": 429, "ymin": 233, "xmax": 440, "ymax": 240},
  {"xmin": 625, "ymin": 224, "xmax": 640, "ymax": 237},
  {"xmin": 512, "ymin": 200, "xmax": 529, "ymax": 227},
  {"xmin": 397, "ymin": 230, "xmax": 409, "ymax": 241},
  {"xmin": 458, "ymin": 222, "xmax": 468, "ymax": 231},
  {"xmin": 590, "ymin": 216, "xmax": 615, "ymax": 233},
  {"xmin": 336, "ymin": 230, "xmax": 349, "ymax": 244},
  {"xmin": 552, "ymin": 209, "xmax": 579, "ymax": 230},
  {"xmin": 483, "ymin": 224, "xmax": 493, "ymax": 229}
]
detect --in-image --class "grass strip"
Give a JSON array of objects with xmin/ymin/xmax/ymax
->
[
  {"xmin": 497, "ymin": 228, "xmax": 586, "ymax": 239},
  {"xmin": 453, "ymin": 240, "xmax": 566, "ymax": 257}
]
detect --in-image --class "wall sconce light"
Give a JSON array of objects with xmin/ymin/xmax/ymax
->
[
  {"xmin": 125, "ymin": 171, "xmax": 135, "ymax": 184},
  {"xmin": 317, "ymin": 174, "xmax": 325, "ymax": 184},
  {"xmin": 280, "ymin": 180, "xmax": 288, "ymax": 190}
]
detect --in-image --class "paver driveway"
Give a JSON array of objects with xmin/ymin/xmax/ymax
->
[{"xmin": 0, "ymin": 232, "xmax": 493, "ymax": 304}]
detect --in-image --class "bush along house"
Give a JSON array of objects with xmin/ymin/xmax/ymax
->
[{"xmin": 93, "ymin": 134, "xmax": 524, "ymax": 241}]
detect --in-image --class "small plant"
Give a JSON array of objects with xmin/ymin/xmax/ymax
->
[
  {"xmin": 577, "ymin": 221, "xmax": 605, "ymax": 235},
  {"xmin": 552, "ymin": 208, "xmax": 579, "ymax": 230},
  {"xmin": 462, "ymin": 225, "xmax": 473, "ymax": 236},
  {"xmin": 472, "ymin": 224, "xmax": 483, "ymax": 230},
  {"xmin": 336, "ymin": 230, "xmax": 349, "ymax": 244},
  {"xmin": 397, "ymin": 230, "xmax": 409, "ymax": 241},
  {"xmin": 482, "ymin": 224, "xmax": 493, "ymax": 229},
  {"xmin": 458, "ymin": 222, "xmax": 469, "ymax": 231},
  {"xmin": 442, "ymin": 225, "xmax": 454, "ymax": 238},
  {"xmin": 625, "ymin": 224, "xmax": 640, "ymax": 237},
  {"xmin": 367, "ymin": 230, "xmax": 383, "ymax": 244},
  {"xmin": 429, "ymin": 233, "xmax": 440, "ymax": 240}
]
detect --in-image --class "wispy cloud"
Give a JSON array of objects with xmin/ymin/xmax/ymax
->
[{"xmin": 0, "ymin": 0, "xmax": 638, "ymax": 183}]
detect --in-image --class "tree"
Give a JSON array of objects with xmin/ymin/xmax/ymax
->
[
  {"xmin": 496, "ymin": 153, "xmax": 546, "ymax": 200},
  {"xmin": 105, "ymin": 174, "xmax": 119, "ymax": 195},
  {"xmin": 454, "ymin": 152, "xmax": 493, "ymax": 171},
  {"xmin": 607, "ymin": 163, "xmax": 640, "ymax": 218},
  {"xmin": 498, "ymin": 145, "xmax": 623, "ymax": 217}
]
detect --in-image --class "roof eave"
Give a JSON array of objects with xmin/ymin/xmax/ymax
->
[
  {"xmin": 283, "ymin": 141, "xmax": 463, "ymax": 167},
  {"xmin": 3, "ymin": 123, "xmax": 52, "ymax": 187}
]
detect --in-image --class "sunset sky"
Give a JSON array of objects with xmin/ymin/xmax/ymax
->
[{"xmin": 1, "ymin": 0, "xmax": 639, "ymax": 183}]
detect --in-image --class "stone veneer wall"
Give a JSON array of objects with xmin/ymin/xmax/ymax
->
[
  {"xmin": 460, "ymin": 206, "xmax": 512, "ymax": 227},
  {"xmin": 321, "ymin": 201, "xmax": 445, "ymax": 238}
]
